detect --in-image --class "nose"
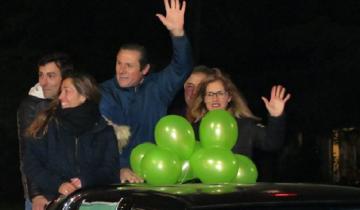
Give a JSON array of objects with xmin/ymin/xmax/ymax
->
[
  {"xmin": 58, "ymin": 91, "xmax": 65, "ymax": 101},
  {"xmin": 39, "ymin": 76, "xmax": 48, "ymax": 88},
  {"xmin": 117, "ymin": 64, "xmax": 127, "ymax": 74}
]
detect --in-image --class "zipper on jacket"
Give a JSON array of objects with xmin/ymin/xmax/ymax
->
[{"xmin": 75, "ymin": 137, "xmax": 80, "ymax": 174}]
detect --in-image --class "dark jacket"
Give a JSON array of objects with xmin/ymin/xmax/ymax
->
[
  {"xmin": 100, "ymin": 35, "xmax": 192, "ymax": 168},
  {"xmin": 194, "ymin": 115, "xmax": 286, "ymax": 158},
  {"xmin": 17, "ymin": 94, "xmax": 50, "ymax": 199},
  {"xmin": 24, "ymin": 105, "xmax": 119, "ymax": 200}
]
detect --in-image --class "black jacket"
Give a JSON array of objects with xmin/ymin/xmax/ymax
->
[
  {"xmin": 17, "ymin": 95, "xmax": 50, "ymax": 199},
  {"xmin": 24, "ymin": 111, "xmax": 119, "ymax": 200}
]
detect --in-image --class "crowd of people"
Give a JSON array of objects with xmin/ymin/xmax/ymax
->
[{"xmin": 17, "ymin": 0, "xmax": 291, "ymax": 210}]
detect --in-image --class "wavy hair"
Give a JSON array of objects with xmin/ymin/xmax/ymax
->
[{"xmin": 190, "ymin": 68, "xmax": 260, "ymax": 122}]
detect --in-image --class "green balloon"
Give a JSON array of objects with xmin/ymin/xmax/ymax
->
[
  {"xmin": 141, "ymin": 147, "xmax": 181, "ymax": 185},
  {"xmin": 199, "ymin": 110, "xmax": 238, "ymax": 150},
  {"xmin": 155, "ymin": 115, "xmax": 195, "ymax": 159},
  {"xmin": 190, "ymin": 148, "xmax": 238, "ymax": 184},
  {"xmin": 177, "ymin": 160, "xmax": 195, "ymax": 183},
  {"xmin": 130, "ymin": 143, "xmax": 156, "ymax": 178},
  {"xmin": 232, "ymin": 154, "xmax": 258, "ymax": 184}
]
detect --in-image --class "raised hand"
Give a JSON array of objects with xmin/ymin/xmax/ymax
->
[
  {"xmin": 156, "ymin": 0, "xmax": 186, "ymax": 37},
  {"xmin": 261, "ymin": 85, "xmax": 291, "ymax": 117}
]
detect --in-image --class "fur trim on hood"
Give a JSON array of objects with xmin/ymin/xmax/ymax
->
[
  {"xmin": 103, "ymin": 117, "xmax": 131, "ymax": 152},
  {"xmin": 28, "ymin": 83, "xmax": 45, "ymax": 99}
]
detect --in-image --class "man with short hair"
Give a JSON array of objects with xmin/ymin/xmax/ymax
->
[
  {"xmin": 17, "ymin": 52, "xmax": 73, "ymax": 210},
  {"xmin": 100, "ymin": 0, "xmax": 192, "ymax": 183}
]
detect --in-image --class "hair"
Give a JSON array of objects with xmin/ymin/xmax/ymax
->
[
  {"xmin": 118, "ymin": 43, "xmax": 149, "ymax": 70},
  {"xmin": 190, "ymin": 68, "xmax": 260, "ymax": 122},
  {"xmin": 37, "ymin": 52, "xmax": 74, "ymax": 76},
  {"xmin": 192, "ymin": 65, "xmax": 212, "ymax": 75},
  {"xmin": 26, "ymin": 71, "xmax": 100, "ymax": 138},
  {"xmin": 184, "ymin": 65, "xmax": 219, "ymax": 122}
]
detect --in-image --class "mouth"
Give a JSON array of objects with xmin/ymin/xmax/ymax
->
[{"xmin": 210, "ymin": 102, "xmax": 222, "ymax": 108}]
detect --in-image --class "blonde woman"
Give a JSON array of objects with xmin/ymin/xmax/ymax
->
[{"xmin": 191, "ymin": 69, "xmax": 291, "ymax": 157}]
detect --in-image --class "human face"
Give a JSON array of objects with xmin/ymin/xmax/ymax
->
[
  {"xmin": 184, "ymin": 72, "xmax": 207, "ymax": 107},
  {"xmin": 115, "ymin": 49, "xmax": 149, "ymax": 88},
  {"xmin": 58, "ymin": 78, "xmax": 86, "ymax": 109},
  {"xmin": 204, "ymin": 80, "xmax": 231, "ymax": 111},
  {"xmin": 38, "ymin": 62, "xmax": 62, "ymax": 99}
]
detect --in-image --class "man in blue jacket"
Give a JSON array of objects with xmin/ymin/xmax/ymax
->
[{"xmin": 100, "ymin": 0, "xmax": 192, "ymax": 183}]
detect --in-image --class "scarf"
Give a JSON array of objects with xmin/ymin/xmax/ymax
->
[{"xmin": 55, "ymin": 100, "xmax": 100, "ymax": 136}]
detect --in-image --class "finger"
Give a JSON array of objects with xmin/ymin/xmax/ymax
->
[
  {"xmin": 180, "ymin": 0, "xmax": 186, "ymax": 13},
  {"xmin": 275, "ymin": 85, "xmax": 281, "ymax": 97},
  {"xmin": 164, "ymin": 0, "xmax": 170, "ymax": 11},
  {"xmin": 283, "ymin": 93, "xmax": 291, "ymax": 103},
  {"xmin": 174, "ymin": 0, "xmax": 180, "ymax": 9},
  {"xmin": 170, "ymin": 0, "xmax": 176, "ymax": 9},
  {"xmin": 271, "ymin": 86, "xmax": 276, "ymax": 99},
  {"xmin": 279, "ymin": 86, "xmax": 286, "ymax": 99},
  {"xmin": 156, "ymin": 14, "xmax": 167, "ymax": 25},
  {"xmin": 261, "ymin": 96, "xmax": 269, "ymax": 107}
]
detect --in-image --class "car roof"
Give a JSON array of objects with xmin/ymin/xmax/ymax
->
[{"xmin": 48, "ymin": 183, "xmax": 360, "ymax": 210}]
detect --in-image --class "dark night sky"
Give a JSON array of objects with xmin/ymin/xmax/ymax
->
[{"xmin": 1, "ymin": 0, "xmax": 360, "ymax": 200}]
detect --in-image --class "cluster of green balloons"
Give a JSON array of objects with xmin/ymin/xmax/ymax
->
[{"xmin": 130, "ymin": 110, "xmax": 258, "ymax": 185}]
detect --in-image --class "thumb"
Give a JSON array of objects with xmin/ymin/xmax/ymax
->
[
  {"xmin": 155, "ymin": 14, "xmax": 167, "ymax": 25},
  {"xmin": 261, "ymin": 96, "xmax": 269, "ymax": 106}
]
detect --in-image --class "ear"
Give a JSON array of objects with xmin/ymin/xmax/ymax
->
[
  {"xmin": 80, "ymin": 95, "xmax": 86, "ymax": 104},
  {"xmin": 227, "ymin": 95, "xmax": 232, "ymax": 103},
  {"xmin": 141, "ymin": 64, "xmax": 150, "ymax": 76}
]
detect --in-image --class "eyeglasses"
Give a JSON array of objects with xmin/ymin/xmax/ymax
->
[{"xmin": 205, "ymin": 91, "xmax": 228, "ymax": 98}]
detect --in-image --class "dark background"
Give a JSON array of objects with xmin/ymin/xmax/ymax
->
[{"xmin": 1, "ymin": 0, "xmax": 360, "ymax": 204}]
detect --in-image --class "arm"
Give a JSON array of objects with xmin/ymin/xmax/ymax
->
[
  {"xmin": 155, "ymin": 0, "xmax": 193, "ymax": 104},
  {"xmin": 79, "ymin": 127, "xmax": 120, "ymax": 187},
  {"xmin": 17, "ymin": 98, "xmax": 49, "ymax": 200},
  {"xmin": 253, "ymin": 85, "xmax": 291, "ymax": 151},
  {"xmin": 24, "ymin": 137, "xmax": 65, "ymax": 196}
]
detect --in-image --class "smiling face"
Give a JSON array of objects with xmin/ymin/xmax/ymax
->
[
  {"xmin": 38, "ymin": 62, "xmax": 62, "ymax": 99},
  {"xmin": 115, "ymin": 49, "xmax": 149, "ymax": 88},
  {"xmin": 204, "ymin": 80, "xmax": 232, "ymax": 111},
  {"xmin": 58, "ymin": 78, "xmax": 86, "ymax": 109}
]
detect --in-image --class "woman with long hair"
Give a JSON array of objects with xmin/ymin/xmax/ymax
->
[
  {"xmin": 24, "ymin": 72, "xmax": 119, "ymax": 206},
  {"xmin": 190, "ymin": 69, "xmax": 291, "ymax": 157}
]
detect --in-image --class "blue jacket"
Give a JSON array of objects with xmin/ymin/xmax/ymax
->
[
  {"xmin": 100, "ymin": 35, "xmax": 192, "ymax": 168},
  {"xmin": 24, "ymin": 117, "xmax": 119, "ymax": 200}
]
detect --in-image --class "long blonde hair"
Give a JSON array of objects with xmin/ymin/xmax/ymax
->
[{"xmin": 190, "ymin": 68, "xmax": 260, "ymax": 122}]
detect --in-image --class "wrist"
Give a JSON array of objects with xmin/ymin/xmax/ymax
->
[{"xmin": 170, "ymin": 29, "xmax": 185, "ymax": 37}]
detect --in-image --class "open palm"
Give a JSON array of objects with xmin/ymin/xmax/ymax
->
[{"xmin": 261, "ymin": 85, "xmax": 291, "ymax": 117}]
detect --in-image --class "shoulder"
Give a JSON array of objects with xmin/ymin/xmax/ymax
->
[
  {"xmin": 101, "ymin": 78, "xmax": 117, "ymax": 91},
  {"xmin": 92, "ymin": 117, "xmax": 114, "ymax": 134},
  {"xmin": 236, "ymin": 117, "xmax": 264, "ymax": 127},
  {"xmin": 18, "ymin": 96, "xmax": 49, "ymax": 115}
]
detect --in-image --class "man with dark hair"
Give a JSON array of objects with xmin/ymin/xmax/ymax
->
[
  {"xmin": 100, "ymin": 0, "xmax": 192, "ymax": 183},
  {"xmin": 17, "ymin": 52, "xmax": 73, "ymax": 210}
]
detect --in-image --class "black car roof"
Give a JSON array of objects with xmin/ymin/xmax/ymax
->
[{"xmin": 48, "ymin": 183, "xmax": 360, "ymax": 210}]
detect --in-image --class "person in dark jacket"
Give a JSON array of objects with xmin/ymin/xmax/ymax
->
[
  {"xmin": 168, "ymin": 65, "xmax": 215, "ymax": 122},
  {"xmin": 17, "ymin": 52, "xmax": 74, "ymax": 210},
  {"xmin": 100, "ymin": 0, "xmax": 192, "ymax": 183},
  {"xmin": 190, "ymin": 69, "xmax": 291, "ymax": 158},
  {"xmin": 24, "ymin": 72, "xmax": 119, "ymax": 206}
]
